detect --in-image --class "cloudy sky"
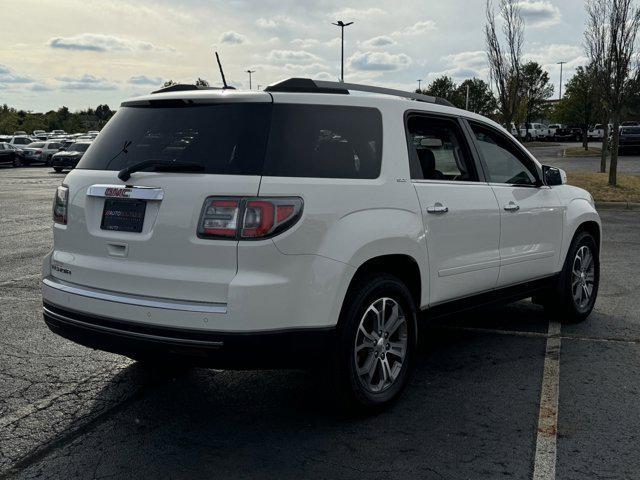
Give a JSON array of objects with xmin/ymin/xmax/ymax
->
[{"xmin": 1, "ymin": 0, "xmax": 588, "ymax": 112}]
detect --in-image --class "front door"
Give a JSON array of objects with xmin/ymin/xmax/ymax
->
[
  {"xmin": 468, "ymin": 121, "xmax": 564, "ymax": 287},
  {"xmin": 406, "ymin": 114, "xmax": 501, "ymax": 305}
]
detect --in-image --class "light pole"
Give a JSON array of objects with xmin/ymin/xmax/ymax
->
[
  {"xmin": 557, "ymin": 61, "xmax": 566, "ymax": 100},
  {"xmin": 332, "ymin": 20, "xmax": 353, "ymax": 82},
  {"xmin": 417, "ymin": 79, "xmax": 422, "ymax": 91},
  {"xmin": 245, "ymin": 69, "xmax": 255, "ymax": 90}
]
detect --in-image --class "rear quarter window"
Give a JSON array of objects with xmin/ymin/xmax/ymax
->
[{"xmin": 262, "ymin": 104, "xmax": 382, "ymax": 179}]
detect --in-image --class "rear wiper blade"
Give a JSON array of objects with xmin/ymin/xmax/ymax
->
[{"xmin": 118, "ymin": 160, "xmax": 204, "ymax": 181}]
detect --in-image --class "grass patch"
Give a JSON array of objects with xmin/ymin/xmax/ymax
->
[
  {"xmin": 563, "ymin": 146, "xmax": 602, "ymax": 157},
  {"xmin": 567, "ymin": 172, "xmax": 640, "ymax": 203}
]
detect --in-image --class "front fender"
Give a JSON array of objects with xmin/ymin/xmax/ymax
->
[{"xmin": 561, "ymin": 197, "xmax": 601, "ymax": 262}]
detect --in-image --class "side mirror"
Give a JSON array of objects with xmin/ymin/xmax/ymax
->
[{"xmin": 542, "ymin": 165, "xmax": 566, "ymax": 186}]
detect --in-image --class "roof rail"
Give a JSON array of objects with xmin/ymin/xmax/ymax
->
[
  {"xmin": 151, "ymin": 84, "xmax": 233, "ymax": 94},
  {"xmin": 264, "ymin": 78, "xmax": 454, "ymax": 107}
]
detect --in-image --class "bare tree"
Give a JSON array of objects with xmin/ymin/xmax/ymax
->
[
  {"xmin": 585, "ymin": 0, "xmax": 640, "ymax": 186},
  {"xmin": 485, "ymin": 0, "xmax": 525, "ymax": 133}
]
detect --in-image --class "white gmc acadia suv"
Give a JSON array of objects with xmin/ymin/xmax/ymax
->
[{"xmin": 42, "ymin": 78, "xmax": 600, "ymax": 411}]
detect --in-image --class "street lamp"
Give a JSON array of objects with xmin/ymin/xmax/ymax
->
[
  {"xmin": 417, "ymin": 79, "xmax": 423, "ymax": 91},
  {"xmin": 557, "ymin": 61, "xmax": 566, "ymax": 100},
  {"xmin": 245, "ymin": 69, "xmax": 255, "ymax": 90},
  {"xmin": 332, "ymin": 20, "xmax": 353, "ymax": 82}
]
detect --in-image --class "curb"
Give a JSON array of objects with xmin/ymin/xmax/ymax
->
[{"xmin": 595, "ymin": 201, "xmax": 640, "ymax": 210}]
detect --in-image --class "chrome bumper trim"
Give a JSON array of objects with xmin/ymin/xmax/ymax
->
[{"xmin": 42, "ymin": 276, "xmax": 227, "ymax": 314}]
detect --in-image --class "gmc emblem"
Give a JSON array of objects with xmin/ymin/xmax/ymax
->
[{"xmin": 104, "ymin": 188, "xmax": 131, "ymax": 198}]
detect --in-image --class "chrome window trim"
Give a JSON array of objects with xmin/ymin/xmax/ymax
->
[
  {"xmin": 43, "ymin": 276, "xmax": 227, "ymax": 314},
  {"xmin": 87, "ymin": 185, "xmax": 164, "ymax": 201},
  {"xmin": 412, "ymin": 179, "xmax": 489, "ymax": 186}
]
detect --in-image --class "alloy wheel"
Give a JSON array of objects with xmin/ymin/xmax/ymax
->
[
  {"xmin": 354, "ymin": 297, "xmax": 408, "ymax": 393},
  {"xmin": 571, "ymin": 245, "xmax": 595, "ymax": 310}
]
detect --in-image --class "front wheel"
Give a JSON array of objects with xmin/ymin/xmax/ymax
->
[
  {"xmin": 542, "ymin": 231, "xmax": 599, "ymax": 323},
  {"xmin": 329, "ymin": 274, "xmax": 417, "ymax": 412},
  {"xmin": 12, "ymin": 156, "xmax": 22, "ymax": 167}
]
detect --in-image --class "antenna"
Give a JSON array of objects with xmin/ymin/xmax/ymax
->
[{"xmin": 215, "ymin": 51, "xmax": 231, "ymax": 89}]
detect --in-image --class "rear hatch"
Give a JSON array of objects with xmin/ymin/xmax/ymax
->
[{"xmin": 51, "ymin": 92, "xmax": 272, "ymax": 304}]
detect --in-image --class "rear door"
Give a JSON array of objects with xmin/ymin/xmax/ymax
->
[
  {"xmin": 51, "ymin": 94, "xmax": 272, "ymax": 304},
  {"xmin": 468, "ymin": 121, "xmax": 563, "ymax": 287},
  {"xmin": 407, "ymin": 113, "xmax": 501, "ymax": 304}
]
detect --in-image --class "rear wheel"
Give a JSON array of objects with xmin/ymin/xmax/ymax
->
[
  {"xmin": 542, "ymin": 230, "xmax": 599, "ymax": 323},
  {"xmin": 12, "ymin": 156, "xmax": 22, "ymax": 167},
  {"xmin": 53, "ymin": 167, "xmax": 63, "ymax": 173},
  {"xmin": 329, "ymin": 273, "xmax": 417, "ymax": 412}
]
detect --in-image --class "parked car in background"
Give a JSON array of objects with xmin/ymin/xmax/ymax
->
[
  {"xmin": 50, "ymin": 140, "xmax": 92, "ymax": 172},
  {"xmin": 617, "ymin": 126, "xmax": 640, "ymax": 154},
  {"xmin": 21, "ymin": 140, "xmax": 64, "ymax": 165},
  {"xmin": 8, "ymin": 136, "xmax": 33, "ymax": 147},
  {"xmin": 87, "ymin": 130, "xmax": 100, "ymax": 136},
  {"xmin": 621, "ymin": 121, "xmax": 639, "ymax": 127},
  {"xmin": 520, "ymin": 123, "xmax": 550, "ymax": 141},
  {"xmin": 553, "ymin": 125, "xmax": 583, "ymax": 142},
  {"xmin": 50, "ymin": 130, "xmax": 66, "ymax": 136},
  {"xmin": 13, "ymin": 131, "xmax": 27, "ymax": 136},
  {"xmin": 548, "ymin": 124, "xmax": 562, "ymax": 137},
  {"xmin": 0, "ymin": 142, "xmax": 24, "ymax": 167},
  {"xmin": 33, "ymin": 130, "xmax": 46, "ymax": 137},
  {"xmin": 587, "ymin": 124, "xmax": 612, "ymax": 140}
]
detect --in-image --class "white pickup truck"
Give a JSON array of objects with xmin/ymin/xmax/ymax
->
[{"xmin": 587, "ymin": 124, "xmax": 612, "ymax": 140}]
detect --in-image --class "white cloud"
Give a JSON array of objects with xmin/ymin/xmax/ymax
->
[
  {"xmin": 360, "ymin": 36, "xmax": 396, "ymax": 48},
  {"xmin": 516, "ymin": 1, "xmax": 561, "ymax": 28},
  {"xmin": 0, "ymin": 64, "xmax": 32, "ymax": 83},
  {"xmin": 525, "ymin": 43, "xmax": 584, "ymax": 67},
  {"xmin": 442, "ymin": 51, "xmax": 487, "ymax": 70},
  {"xmin": 48, "ymin": 33, "xmax": 174, "ymax": 53},
  {"xmin": 404, "ymin": 20, "xmax": 437, "ymax": 35},
  {"xmin": 348, "ymin": 51, "xmax": 412, "ymax": 71},
  {"xmin": 267, "ymin": 50, "xmax": 321, "ymax": 64},
  {"xmin": 331, "ymin": 7, "xmax": 385, "ymax": 19},
  {"xmin": 55, "ymin": 74, "xmax": 117, "ymax": 90},
  {"xmin": 220, "ymin": 31, "xmax": 247, "ymax": 45},
  {"xmin": 256, "ymin": 15, "xmax": 296, "ymax": 30},
  {"xmin": 128, "ymin": 75, "xmax": 163, "ymax": 85}
]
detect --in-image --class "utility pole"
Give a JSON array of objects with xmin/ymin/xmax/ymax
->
[
  {"xmin": 245, "ymin": 69, "xmax": 255, "ymax": 90},
  {"xmin": 332, "ymin": 20, "xmax": 353, "ymax": 82},
  {"xmin": 557, "ymin": 61, "xmax": 566, "ymax": 99},
  {"xmin": 465, "ymin": 83, "xmax": 470, "ymax": 111},
  {"xmin": 417, "ymin": 79, "xmax": 422, "ymax": 91}
]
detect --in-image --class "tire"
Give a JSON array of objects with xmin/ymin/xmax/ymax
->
[
  {"xmin": 53, "ymin": 167, "xmax": 63, "ymax": 173},
  {"xmin": 328, "ymin": 273, "xmax": 417, "ymax": 412},
  {"xmin": 45, "ymin": 155, "xmax": 52, "ymax": 166},
  {"xmin": 542, "ymin": 230, "xmax": 599, "ymax": 323},
  {"xmin": 525, "ymin": 133, "xmax": 532, "ymax": 142},
  {"xmin": 12, "ymin": 156, "xmax": 22, "ymax": 168}
]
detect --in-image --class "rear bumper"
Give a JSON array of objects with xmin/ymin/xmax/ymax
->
[{"xmin": 43, "ymin": 301, "xmax": 336, "ymax": 368}]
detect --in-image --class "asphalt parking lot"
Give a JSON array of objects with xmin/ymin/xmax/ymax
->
[
  {"xmin": 528, "ymin": 141, "xmax": 640, "ymax": 174},
  {"xmin": 1, "ymin": 165, "xmax": 639, "ymax": 480}
]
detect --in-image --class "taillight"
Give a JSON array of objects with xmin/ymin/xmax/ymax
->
[
  {"xmin": 36, "ymin": 150, "xmax": 42, "ymax": 155},
  {"xmin": 198, "ymin": 197, "xmax": 303, "ymax": 240},
  {"xmin": 198, "ymin": 198, "xmax": 240, "ymax": 238},
  {"xmin": 53, "ymin": 185, "xmax": 68, "ymax": 224}
]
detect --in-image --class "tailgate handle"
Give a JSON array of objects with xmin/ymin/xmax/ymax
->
[
  {"xmin": 87, "ymin": 185, "xmax": 164, "ymax": 201},
  {"xmin": 107, "ymin": 242, "xmax": 128, "ymax": 257}
]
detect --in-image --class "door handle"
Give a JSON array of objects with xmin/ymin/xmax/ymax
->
[
  {"xmin": 504, "ymin": 202, "xmax": 520, "ymax": 212},
  {"xmin": 426, "ymin": 203, "xmax": 448, "ymax": 214}
]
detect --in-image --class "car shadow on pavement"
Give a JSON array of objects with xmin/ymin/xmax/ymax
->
[{"xmin": 17, "ymin": 302, "xmax": 550, "ymax": 480}]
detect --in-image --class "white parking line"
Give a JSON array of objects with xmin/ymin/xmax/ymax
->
[{"xmin": 532, "ymin": 320, "xmax": 561, "ymax": 480}]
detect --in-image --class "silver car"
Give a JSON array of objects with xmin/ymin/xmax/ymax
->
[{"xmin": 21, "ymin": 140, "xmax": 64, "ymax": 165}]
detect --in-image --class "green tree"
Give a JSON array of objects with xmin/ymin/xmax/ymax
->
[
  {"xmin": 519, "ymin": 61, "xmax": 554, "ymax": 127},
  {"xmin": 422, "ymin": 75, "xmax": 457, "ymax": 101},
  {"xmin": 454, "ymin": 78, "xmax": 498, "ymax": 116},
  {"xmin": 554, "ymin": 65, "xmax": 602, "ymax": 151}
]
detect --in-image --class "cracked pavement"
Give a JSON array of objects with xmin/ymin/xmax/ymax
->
[{"xmin": 1, "ymin": 166, "xmax": 639, "ymax": 479}]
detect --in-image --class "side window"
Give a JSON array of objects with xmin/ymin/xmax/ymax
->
[
  {"xmin": 263, "ymin": 105, "xmax": 382, "ymax": 179},
  {"xmin": 469, "ymin": 122, "xmax": 539, "ymax": 186},
  {"xmin": 406, "ymin": 115, "xmax": 478, "ymax": 181}
]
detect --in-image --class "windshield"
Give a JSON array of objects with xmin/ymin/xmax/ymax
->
[
  {"xmin": 77, "ymin": 103, "xmax": 271, "ymax": 174},
  {"xmin": 67, "ymin": 143, "xmax": 90, "ymax": 152},
  {"xmin": 621, "ymin": 127, "xmax": 640, "ymax": 134}
]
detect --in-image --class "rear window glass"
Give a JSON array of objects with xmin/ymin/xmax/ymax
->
[
  {"xmin": 77, "ymin": 102, "xmax": 382, "ymax": 179},
  {"xmin": 77, "ymin": 103, "xmax": 271, "ymax": 174},
  {"xmin": 262, "ymin": 104, "xmax": 382, "ymax": 179},
  {"xmin": 27, "ymin": 142, "xmax": 45, "ymax": 148}
]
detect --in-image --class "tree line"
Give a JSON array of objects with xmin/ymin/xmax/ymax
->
[{"xmin": 0, "ymin": 104, "xmax": 115, "ymax": 135}]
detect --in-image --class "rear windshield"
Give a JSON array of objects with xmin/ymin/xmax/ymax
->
[
  {"xmin": 621, "ymin": 127, "xmax": 640, "ymax": 134},
  {"xmin": 76, "ymin": 102, "xmax": 382, "ymax": 179}
]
